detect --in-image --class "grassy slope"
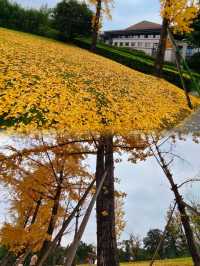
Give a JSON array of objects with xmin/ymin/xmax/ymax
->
[
  {"xmin": 73, "ymin": 37, "xmax": 200, "ymax": 91},
  {"xmin": 75, "ymin": 37, "xmax": 200, "ymax": 76},
  {"xmin": 81, "ymin": 257, "xmax": 193, "ymax": 266},
  {"xmin": 1, "ymin": 27, "xmax": 200, "ymax": 134}
]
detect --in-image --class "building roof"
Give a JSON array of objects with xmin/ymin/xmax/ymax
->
[
  {"xmin": 103, "ymin": 21, "xmax": 162, "ymax": 38},
  {"xmin": 125, "ymin": 21, "xmax": 162, "ymax": 31}
]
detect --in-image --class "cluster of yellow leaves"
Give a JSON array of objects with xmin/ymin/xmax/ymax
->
[
  {"xmin": 0, "ymin": 136, "xmax": 93, "ymax": 253},
  {"xmin": 88, "ymin": 0, "xmax": 114, "ymax": 20},
  {"xmin": 0, "ymin": 207, "xmax": 53, "ymax": 254},
  {"xmin": 160, "ymin": 0, "xmax": 199, "ymax": 33},
  {"xmin": 0, "ymin": 28, "xmax": 199, "ymax": 135}
]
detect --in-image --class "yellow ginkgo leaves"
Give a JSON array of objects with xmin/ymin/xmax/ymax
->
[
  {"xmin": 160, "ymin": 0, "xmax": 199, "ymax": 33},
  {"xmin": 0, "ymin": 28, "xmax": 199, "ymax": 135}
]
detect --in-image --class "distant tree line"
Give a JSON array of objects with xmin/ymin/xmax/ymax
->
[
  {"xmin": 0, "ymin": 241, "xmax": 95, "ymax": 265},
  {"xmin": 118, "ymin": 203, "xmax": 200, "ymax": 263},
  {"xmin": 0, "ymin": 0, "xmax": 93, "ymax": 40}
]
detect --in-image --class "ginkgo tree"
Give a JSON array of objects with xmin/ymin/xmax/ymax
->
[
  {"xmin": 88, "ymin": 0, "xmax": 114, "ymax": 50},
  {"xmin": 155, "ymin": 0, "xmax": 199, "ymax": 76},
  {"xmin": 0, "ymin": 135, "xmax": 93, "ymax": 265}
]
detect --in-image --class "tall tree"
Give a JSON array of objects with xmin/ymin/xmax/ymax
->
[
  {"xmin": 155, "ymin": 0, "xmax": 199, "ymax": 76},
  {"xmin": 150, "ymin": 137, "xmax": 200, "ymax": 266},
  {"xmin": 53, "ymin": 0, "xmax": 93, "ymax": 40},
  {"xmin": 88, "ymin": 0, "xmax": 113, "ymax": 50},
  {"xmin": 0, "ymin": 135, "xmax": 92, "ymax": 264},
  {"xmin": 143, "ymin": 229, "xmax": 164, "ymax": 259},
  {"xmin": 96, "ymin": 136, "xmax": 119, "ymax": 266}
]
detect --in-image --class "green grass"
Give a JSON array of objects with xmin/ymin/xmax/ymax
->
[
  {"xmin": 73, "ymin": 37, "xmax": 200, "ymax": 92},
  {"xmin": 80, "ymin": 257, "xmax": 193, "ymax": 266}
]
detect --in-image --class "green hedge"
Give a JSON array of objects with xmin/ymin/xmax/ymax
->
[{"xmin": 73, "ymin": 38, "xmax": 200, "ymax": 91}]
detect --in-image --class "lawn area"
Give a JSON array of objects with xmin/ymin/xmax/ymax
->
[
  {"xmin": 73, "ymin": 37, "xmax": 200, "ymax": 92},
  {"xmin": 80, "ymin": 257, "xmax": 193, "ymax": 266}
]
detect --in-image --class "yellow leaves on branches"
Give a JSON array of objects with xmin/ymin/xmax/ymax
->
[{"xmin": 160, "ymin": 0, "xmax": 199, "ymax": 33}]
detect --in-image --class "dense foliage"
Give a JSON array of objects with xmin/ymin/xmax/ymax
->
[
  {"xmin": 0, "ymin": 0, "xmax": 58, "ymax": 38},
  {"xmin": 187, "ymin": 52, "xmax": 200, "ymax": 73},
  {"xmin": 189, "ymin": 14, "xmax": 200, "ymax": 47},
  {"xmin": 53, "ymin": 0, "xmax": 93, "ymax": 40},
  {"xmin": 0, "ymin": 0, "xmax": 93, "ymax": 40}
]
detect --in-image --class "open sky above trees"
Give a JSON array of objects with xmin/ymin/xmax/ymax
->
[{"xmin": 15, "ymin": 0, "xmax": 162, "ymax": 30}]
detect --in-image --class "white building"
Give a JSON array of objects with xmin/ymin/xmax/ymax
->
[{"xmin": 103, "ymin": 21, "xmax": 197, "ymax": 63}]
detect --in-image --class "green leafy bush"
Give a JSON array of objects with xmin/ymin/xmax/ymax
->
[{"xmin": 187, "ymin": 52, "xmax": 200, "ymax": 73}]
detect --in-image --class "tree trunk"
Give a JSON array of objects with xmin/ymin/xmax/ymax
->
[
  {"xmin": 155, "ymin": 145, "xmax": 200, "ymax": 266},
  {"xmin": 39, "ymin": 185, "xmax": 62, "ymax": 259},
  {"xmin": 72, "ymin": 210, "xmax": 80, "ymax": 266},
  {"xmin": 91, "ymin": 0, "xmax": 102, "ymax": 51},
  {"xmin": 154, "ymin": 17, "xmax": 169, "ymax": 77},
  {"xmin": 37, "ymin": 177, "xmax": 97, "ymax": 266},
  {"xmin": 96, "ymin": 136, "xmax": 119, "ymax": 266}
]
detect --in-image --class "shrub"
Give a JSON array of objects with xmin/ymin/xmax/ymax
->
[{"xmin": 187, "ymin": 52, "xmax": 200, "ymax": 73}]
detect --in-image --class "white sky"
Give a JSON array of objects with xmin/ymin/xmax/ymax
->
[{"xmin": 15, "ymin": 0, "xmax": 162, "ymax": 30}]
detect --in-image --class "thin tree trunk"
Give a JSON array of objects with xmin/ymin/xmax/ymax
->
[
  {"xmin": 167, "ymin": 29, "xmax": 193, "ymax": 109},
  {"xmin": 72, "ymin": 210, "xmax": 80, "ymax": 266},
  {"xmin": 154, "ymin": 143, "xmax": 200, "ymax": 266},
  {"xmin": 64, "ymin": 170, "xmax": 108, "ymax": 266},
  {"xmin": 31, "ymin": 198, "xmax": 42, "ymax": 225},
  {"xmin": 36, "ymin": 177, "xmax": 97, "ymax": 266},
  {"xmin": 150, "ymin": 202, "xmax": 177, "ymax": 266},
  {"xmin": 96, "ymin": 136, "xmax": 119, "ymax": 266},
  {"xmin": 154, "ymin": 17, "xmax": 169, "ymax": 77},
  {"xmin": 39, "ymin": 185, "xmax": 62, "ymax": 259},
  {"xmin": 91, "ymin": 0, "xmax": 102, "ymax": 51}
]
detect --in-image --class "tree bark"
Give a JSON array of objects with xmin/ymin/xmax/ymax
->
[
  {"xmin": 154, "ymin": 17, "xmax": 169, "ymax": 77},
  {"xmin": 64, "ymin": 170, "xmax": 108, "ymax": 266},
  {"xmin": 91, "ymin": 0, "xmax": 102, "ymax": 51},
  {"xmin": 39, "ymin": 184, "xmax": 62, "ymax": 259},
  {"xmin": 37, "ymin": 177, "xmax": 97, "ymax": 266},
  {"xmin": 96, "ymin": 136, "xmax": 119, "ymax": 266},
  {"xmin": 155, "ymin": 144, "xmax": 200, "ymax": 266}
]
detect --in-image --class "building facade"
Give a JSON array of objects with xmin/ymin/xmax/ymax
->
[{"xmin": 103, "ymin": 21, "xmax": 197, "ymax": 63}]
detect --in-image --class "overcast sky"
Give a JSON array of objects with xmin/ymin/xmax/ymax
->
[
  {"xmin": 81, "ymin": 136, "xmax": 200, "ymax": 244},
  {"xmin": 15, "ymin": 0, "xmax": 162, "ymax": 30}
]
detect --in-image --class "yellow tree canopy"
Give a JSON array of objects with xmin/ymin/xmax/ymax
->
[
  {"xmin": 0, "ymin": 136, "xmax": 92, "ymax": 253},
  {"xmin": 0, "ymin": 28, "xmax": 199, "ymax": 135},
  {"xmin": 160, "ymin": 0, "xmax": 200, "ymax": 33},
  {"xmin": 88, "ymin": 0, "xmax": 114, "ymax": 19}
]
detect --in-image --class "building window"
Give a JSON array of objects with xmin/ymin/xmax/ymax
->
[
  {"xmin": 145, "ymin": 43, "xmax": 151, "ymax": 48},
  {"xmin": 114, "ymin": 42, "xmax": 118, "ymax": 46},
  {"xmin": 153, "ymin": 43, "xmax": 158, "ymax": 49},
  {"xmin": 131, "ymin": 42, "xmax": 136, "ymax": 47},
  {"xmin": 125, "ymin": 42, "xmax": 129, "ymax": 46},
  {"xmin": 138, "ymin": 42, "xmax": 143, "ymax": 47},
  {"xmin": 144, "ymin": 34, "xmax": 148, "ymax": 38},
  {"xmin": 120, "ymin": 42, "xmax": 124, "ymax": 46}
]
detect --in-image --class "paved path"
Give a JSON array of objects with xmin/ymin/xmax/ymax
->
[{"xmin": 177, "ymin": 108, "xmax": 200, "ymax": 134}]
